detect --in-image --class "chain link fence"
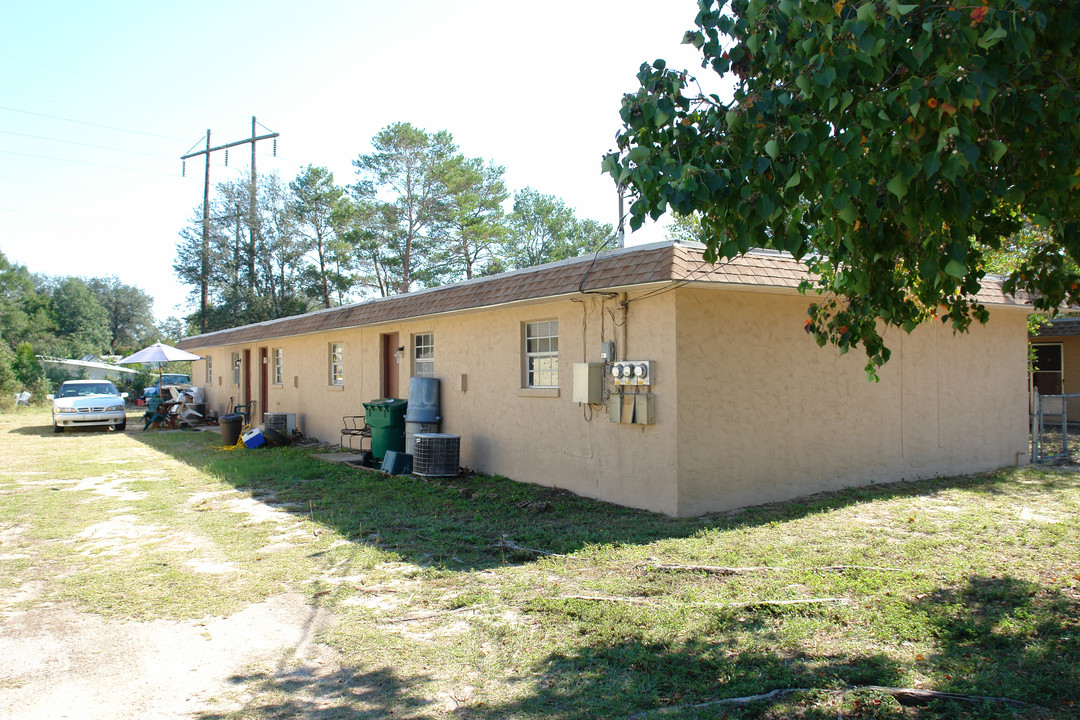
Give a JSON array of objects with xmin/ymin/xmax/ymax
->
[{"xmin": 1031, "ymin": 392, "xmax": 1080, "ymax": 463}]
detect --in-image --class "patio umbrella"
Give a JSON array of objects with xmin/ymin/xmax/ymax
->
[{"xmin": 118, "ymin": 342, "xmax": 202, "ymax": 395}]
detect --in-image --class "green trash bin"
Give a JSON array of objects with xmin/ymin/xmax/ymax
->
[{"xmin": 363, "ymin": 398, "xmax": 408, "ymax": 461}]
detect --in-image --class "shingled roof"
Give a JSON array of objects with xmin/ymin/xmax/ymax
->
[
  {"xmin": 175, "ymin": 241, "xmax": 1029, "ymax": 350},
  {"xmin": 1031, "ymin": 317, "xmax": 1080, "ymax": 338}
]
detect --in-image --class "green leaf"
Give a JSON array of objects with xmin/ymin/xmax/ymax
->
[
  {"xmin": 988, "ymin": 139, "xmax": 1007, "ymax": 164},
  {"xmin": 839, "ymin": 202, "xmax": 859, "ymax": 224},
  {"xmin": 944, "ymin": 259, "xmax": 967, "ymax": 278},
  {"xmin": 785, "ymin": 172, "xmax": 802, "ymax": 189},
  {"xmin": 978, "ymin": 27, "xmax": 1008, "ymax": 49},
  {"xmin": 886, "ymin": 174, "xmax": 908, "ymax": 199},
  {"xmin": 795, "ymin": 74, "xmax": 812, "ymax": 97},
  {"xmin": 817, "ymin": 66, "xmax": 837, "ymax": 88},
  {"xmin": 746, "ymin": 33, "xmax": 762, "ymax": 57},
  {"xmin": 960, "ymin": 142, "xmax": 980, "ymax": 167},
  {"xmin": 923, "ymin": 152, "xmax": 942, "ymax": 177},
  {"xmin": 765, "ymin": 139, "xmax": 780, "ymax": 159},
  {"xmin": 682, "ymin": 31, "xmax": 705, "ymax": 49}
]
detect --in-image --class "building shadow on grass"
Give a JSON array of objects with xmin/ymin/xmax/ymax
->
[
  {"xmin": 127, "ymin": 430, "xmax": 1075, "ymax": 573},
  {"xmin": 461, "ymin": 576, "xmax": 1076, "ymax": 719},
  {"xmin": 195, "ymin": 663, "xmax": 435, "ymax": 720},
  {"xmin": 467, "ymin": 639, "xmax": 906, "ymax": 719},
  {"xmin": 185, "ymin": 580, "xmax": 1075, "ymax": 720},
  {"xmin": 909, "ymin": 574, "xmax": 1080, "ymax": 713}
]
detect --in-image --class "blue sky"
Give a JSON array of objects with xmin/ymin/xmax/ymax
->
[{"xmin": 0, "ymin": 1, "xmax": 723, "ymax": 321}]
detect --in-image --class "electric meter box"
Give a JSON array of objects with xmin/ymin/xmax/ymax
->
[
  {"xmin": 612, "ymin": 360, "xmax": 655, "ymax": 386},
  {"xmin": 573, "ymin": 362, "xmax": 604, "ymax": 404}
]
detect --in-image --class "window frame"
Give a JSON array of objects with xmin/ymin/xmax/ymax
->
[
  {"xmin": 272, "ymin": 347, "xmax": 284, "ymax": 386},
  {"xmin": 329, "ymin": 342, "xmax": 344, "ymax": 386},
  {"xmin": 524, "ymin": 320, "xmax": 559, "ymax": 389},
  {"xmin": 413, "ymin": 333, "xmax": 434, "ymax": 378},
  {"xmin": 206, "ymin": 355, "xmax": 212, "ymax": 384},
  {"xmin": 1032, "ymin": 342, "xmax": 1063, "ymax": 396},
  {"xmin": 231, "ymin": 352, "xmax": 240, "ymax": 386}
]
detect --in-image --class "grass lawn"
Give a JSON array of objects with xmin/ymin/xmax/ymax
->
[{"xmin": 1, "ymin": 406, "xmax": 1078, "ymax": 718}]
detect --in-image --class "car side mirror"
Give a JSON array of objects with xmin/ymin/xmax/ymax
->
[
  {"xmin": 46, "ymin": 394, "xmax": 55, "ymax": 401},
  {"xmin": 121, "ymin": 392, "xmax": 129, "ymax": 399}
]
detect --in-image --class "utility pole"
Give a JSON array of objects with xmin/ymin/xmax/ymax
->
[
  {"xmin": 181, "ymin": 117, "xmax": 279, "ymax": 333},
  {"xmin": 200, "ymin": 131, "xmax": 210, "ymax": 332},
  {"xmin": 249, "ymin": 117, "xmax": 258, "ymax": 291}
]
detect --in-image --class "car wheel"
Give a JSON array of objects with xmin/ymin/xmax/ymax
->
[
  {"xmin": 117, "ymin": 420, "xmax": 127, "ymax": 432},
  {"xmin": 53, "ymin": 423, "xmax": 63, "ymax": 433}
]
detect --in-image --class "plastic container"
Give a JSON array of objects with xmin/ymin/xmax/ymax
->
[
  {"xmin": 220, "ymin": 413, "xmax": 243, "ymax": 446},
  {"xmin": 380, "ymin": 450, "xmax": 413, "ymax": 475},
  {"xmin": 403, "ymin": 376, "xmax": 440, "ymax": 423},
  {"xmin": 363, "ymin": 398, "xmax": 408, "ymax": 460},
  {"xmin": 405, "ymin": 420, "xmax": 440, "ymax": 455},
  {"xmin": 242, "ymin": 428, "xmax": 266, "ymax": 449}
]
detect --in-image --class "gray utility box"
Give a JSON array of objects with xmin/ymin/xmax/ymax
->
[{"xmin": 573, "ymin": 362, "xmax": 603, "ymax": 404}]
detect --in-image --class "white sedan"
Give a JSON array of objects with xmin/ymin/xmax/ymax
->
[{"xmin": 48, "ymin": 380, "xmax": 128, "ymax": 433}]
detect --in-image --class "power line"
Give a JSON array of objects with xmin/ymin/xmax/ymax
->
[
  {"xmin": 0, "ymin": 208, "xmax": 114, "ymax": 224},
  {"xmin": 0, "ymin": 148, "xmax": 182, "ymax": 176},
  {"xmin": 0, "ymin": 173, "xmax": 129, "ymax": 197},
  {"xmin": 0, "ymin": 105, "xmax": 185, "ymax": 141},
  {"xmin": 0, "ymin": 129, "xmax": 175, "ymax": 159},
  {"xmin": 0, "ymin": 86, "xmax": 196, "ymax": 137},
  {"xmin": 0, "ymin": 50, "xmax": 219, "ymax": 116}
]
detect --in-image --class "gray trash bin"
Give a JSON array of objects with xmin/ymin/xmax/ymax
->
[{"xmin": 220, "ymin": 413, "xmax": 243, "ymax": 446}]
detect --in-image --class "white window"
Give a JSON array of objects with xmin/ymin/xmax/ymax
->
[
  {"xmin": 272, "ymin": 348, "xmax": 283, "ymax": 386},
  {"xmin": 413, "ymin": 333, "xmax": 434, "ymax": 378},
  {"xmin": 329, "ymin": 342, "xmax": 344, "ymax": 386},
  {"xmin": 206, "ymin": 355, "xmax": 212, "ymax": 384},
  {"xmin": 231, "ymin": 352, "xmax": 240, "ymax": 385},
  {"xmin": 525, "ymin": 320, "xmax": 558, "ymax": 388}
]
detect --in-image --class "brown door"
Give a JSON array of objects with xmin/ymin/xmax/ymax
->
[
  {"xmin": 243, "ymin": 349, "xmax": 253, "ymax": 416},
  {"xmin": 259, "ymin": 347, "xmax": 268, "ymax": 423},
  {"xmin": 382, "ymin": 332, "xmax": 400, "ymax": 398}
]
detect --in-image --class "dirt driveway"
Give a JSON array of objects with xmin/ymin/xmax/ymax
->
[
  {"xmin": 0, "ymin": 417, "xmax": 351, "ymax": 719},
  {"xmin": 1, "ymin": 594, "xmax": 337, "ymax": 719}
]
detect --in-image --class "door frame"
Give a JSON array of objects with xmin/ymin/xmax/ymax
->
[
  {"xmin": 243, "ymin": 348, "xmax": 252, "ymax": 412},
  {"xmin": 259, "ymin": 346, "xmax": 268, "ymax": 423},
  {"xmin": 381, "ymin": 332, "xmax": 400, "ymax": 398}
]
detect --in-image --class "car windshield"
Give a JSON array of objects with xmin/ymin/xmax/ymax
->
[
  {"xmin": 58, "ymin": 382, "xmax": 118, "ymax": 398},
  {"xmin": 160, "ymin": 374, "xmax": 190, "ymax": 385}
]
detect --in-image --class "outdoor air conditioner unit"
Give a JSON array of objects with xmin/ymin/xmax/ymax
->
[
  {"xmin": 263, "ymin": 412, "xmax": 297, "ymax": 436},
  {"xmin": 413, "ymin": 433, "xmax": 460, "ymax": 477}
]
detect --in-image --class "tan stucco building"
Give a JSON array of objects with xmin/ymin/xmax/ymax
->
[{"xmin": 176, "ymin": 242, "xmax": 1031, "ymax": 517}]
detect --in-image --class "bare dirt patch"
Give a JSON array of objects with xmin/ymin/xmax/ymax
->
[{"xmin": 0, "ymin": 593, "xmax": 338, "ymax": 720}]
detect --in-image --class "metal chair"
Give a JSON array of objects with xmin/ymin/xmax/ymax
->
[{"xmin": 340, "ymin": 415, "xmax": 372, "ymax": 452}]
